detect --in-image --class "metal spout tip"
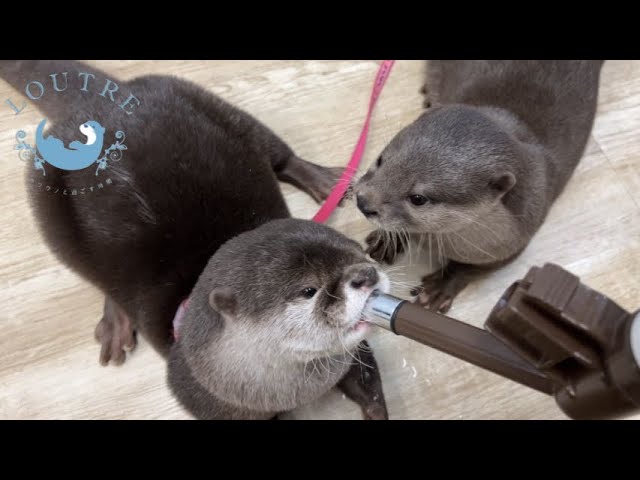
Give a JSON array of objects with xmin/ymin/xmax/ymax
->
[{"xmin": 363, "ymin": 292, "xmax": 406, "ymax": 332}]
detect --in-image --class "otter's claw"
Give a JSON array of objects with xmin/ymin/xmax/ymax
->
[
  {"xmin": 365, "ymin": 230, "xmax": 404, "ymax": 265},
  {"xmin": 412, "ymin": 263, "xmax": 473, "ymax": 313},
  {"xmin": 94, "ymin": 296, "xmax": 137, "ymax": 366}
]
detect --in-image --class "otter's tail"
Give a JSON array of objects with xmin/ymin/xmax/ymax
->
[{"xmin": 0, "ymin": 60, "xmax": 121, "ymax": 123}]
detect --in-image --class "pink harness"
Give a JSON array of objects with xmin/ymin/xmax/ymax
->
[
  {"xmin": 172, "ymin": 61, "xmax": 395, "ymax": 341},
  {"xmin": 171, "ymin": 297, "xmax": 190, "ymax": 341}
]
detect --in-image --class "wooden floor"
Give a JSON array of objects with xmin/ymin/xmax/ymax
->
[{"xmin": 1, "ymin": 61, "xmax": 638, "ymax": 420}]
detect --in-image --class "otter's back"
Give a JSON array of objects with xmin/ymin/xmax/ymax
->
[
  {"xmin": 27, "ymin": 74, "xmax": 290, "ymax": 317},
  {"xmin": 427, "ymin": 60, "xmax": 603, "ymax": 176}
]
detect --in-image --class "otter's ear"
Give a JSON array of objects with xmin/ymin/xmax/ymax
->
[
  {"xmin": 489, "ymin": 172, "xmax": 516, "ymax": 197},
  {"xmin": 209, "ymin": 288, "xmax": 237, "ymax": 318}
]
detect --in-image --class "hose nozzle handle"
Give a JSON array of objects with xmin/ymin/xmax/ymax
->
[
  {"xmin": 365, "ymin": 291, "xmax": 554, "ymax": 394},
  {"xmin": 365, "ymin": 263, "xmax": 640, "ymax": 419}
]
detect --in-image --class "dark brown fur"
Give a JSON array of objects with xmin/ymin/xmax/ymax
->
[{"xmin": 1, "ymin": 60, "xmax": 387, "ymax": 419}]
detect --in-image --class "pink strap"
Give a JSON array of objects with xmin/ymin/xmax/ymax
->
[
  {"xmin": 172, "ymin": 297, "xmax": 190, "ymax": 341},
  {"xmin": 173, "ymin": 62, "xmax": 395, "ymax": 342},
  {"xmin": 312, "ymin": 60, "xmax": 395, "ymax": 223}
]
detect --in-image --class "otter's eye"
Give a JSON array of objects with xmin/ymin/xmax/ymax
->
[
  {"xmin": 409, "ymin": 194, "xmax": 429, "ymax": 206},
  {"xmin": 301, "ymin": 287, "xmax": 318, "ymax": 299},
  {"xmin": 376, "ymin": 156, "xmax": 383, "ymax": 167}
]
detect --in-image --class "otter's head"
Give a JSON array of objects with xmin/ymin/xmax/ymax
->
[
  {"xmin": 193, "ymin": 218, "xmax": 390, "ymax": 361},
  {"xmin": 354, "ymin": 105, "xmax": 520, "ymax": 233},
  {"xmin": 79, "ymin": 120, "xmax": 105, "ymax": 145}
]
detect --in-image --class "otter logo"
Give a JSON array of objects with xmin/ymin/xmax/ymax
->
[
  {"xmin": 5, "ymin": 67, "xmax": 140, "ymax": 195},
  {"xmin": 15, "ymin": 118, "xmax": 127, "ymax": 177}
]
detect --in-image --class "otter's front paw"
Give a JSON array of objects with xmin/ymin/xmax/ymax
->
[
  {"xmin": 365, "ymin": 230, "xmax": 404, "ymax": 265},
  {"xmin": 310, "ymin": 166, "xmax": 348, "ymax": 204},
  {"xmin": 338, "ymin": 341, "xmax": 388, "ymax": 420},
  {"xmin": 94, "ymin": 296, "xmax": 137, "ymax": 366},
  {"xmin": 276, "ymin": 156, "xmax": 347, "ymax": 205},
  {"xmin": 411, "ymin": 264, "xmax": 473, "ymax": 313}
]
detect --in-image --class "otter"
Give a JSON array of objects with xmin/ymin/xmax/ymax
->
[
  {"xmin": 355, "ymin": 60, "xmax": 604, "ymax": 312},
  {"xmin": 169, "ymin": 218, "xmax": 390, "ymax": 419},
  {"xmin": 1, "ymin": 60, "xmax": 388, "ymax": 419}
]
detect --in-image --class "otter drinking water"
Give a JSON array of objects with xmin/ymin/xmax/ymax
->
[
  {"xmin": 1, "ymin": 60, "xmax": 388, "ymax": 419},
  {"xmin": 355, "ymin": 60, "xmax": 604, "ymax": 313},
  {"xmin": 169, "ymin": 218, "xmax": 390, "ymax": 419}
]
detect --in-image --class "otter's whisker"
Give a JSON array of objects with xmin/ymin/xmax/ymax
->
[
  {"xmin": 382, "ymin": 265, "xmax": 404, "ymax": 275},
  {"xmin": 442, "ymin": 232, "xmax": 468, "ymax": 263},
  {"xmin": 403, "ymin": 228, "xmax": 413, "ymax": 265},
  {"xmin": 398, "ymin": 229, "xmax": 406, "ymax": 264},
  {"xmin": 383, "ymin": 264, "xmax": 407, "ymax": 273},
  {"xmin": 326, "ymin": 355, "xmax": 354, "ymax": 367},
  {"xmin": 448, "ymin": 210, "xmax": 502, "ymax": 244},
  {"xmin": 436, "ymin": 234, "xmax": 445, "ymax": 275},
  {"xmin": 416, "ymin": 233, "xmax": 425, "ymax": 254},
  {"xmin": 451, "ymin": 231, "xmax": 498, "ymax": 260},
  {"xmin": 325, "ymin": 291, "xmax": 343, "ymax": 301},
  {"xmin": 428, "ymin": 233, "xmax": 433, "ymax": 273},
  {"xmin": 336, "ymin": 327, "xmax": 373, "ymax": 369},
  {"xmin": 317, "ymin": 355, "xmax": 334, "ymax": 379},
  {"xmin": 383, "ymin": 230, "xmax": 390, "ymax": 261},
  {"xmin": 388, "ymin": 279, "xmax": 418, "ymax": 289},
  {"xmin": 312, "ymin": 358, "xmax": 321, "ymax": 379}
]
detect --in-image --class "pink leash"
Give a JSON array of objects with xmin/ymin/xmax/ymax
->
[
  {"xmin": 312, "ymin": 60, "xmax": 395, "ymax": 223},
  {"xmin": 173, "ymin": 61, "xmax": 395, "ymax": 341}
]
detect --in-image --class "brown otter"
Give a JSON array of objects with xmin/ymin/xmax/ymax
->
[
  {"xmin": 1, "ymin": 60, "xmax": 388, "ymax": 419},
  {"xmin": 168, "ymin": 218, "xmax": 390, "ymax": 420},
  {"xmin": 354, "ymin": 60, "xmax": 604, "ymax": 312}
]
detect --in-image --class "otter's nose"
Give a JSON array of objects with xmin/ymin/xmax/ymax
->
[
  {"xmin": 356, "ymin": 194, "xmax": 378, "ymax": 217},
  {"xmin": 350, "ymin": 265, "xmax": 379, "ymax": 290}
]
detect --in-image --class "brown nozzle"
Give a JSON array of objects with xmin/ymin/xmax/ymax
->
[
  {"xmin": 366, "ymin": 263, "xmax": 640, "ymax": 419},
  {"xmin": 486, "ymin": 263, "xmax": 640, "ymax": 419}
]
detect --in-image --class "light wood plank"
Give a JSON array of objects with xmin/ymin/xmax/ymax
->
[{"xmin": 1, "ymin": 60, "xmax": 638, "ymax": 420}]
